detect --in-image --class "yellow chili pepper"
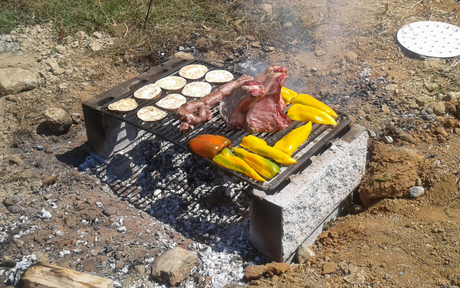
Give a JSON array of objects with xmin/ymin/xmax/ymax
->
[
  {"xmin": 213, "ymin": 148, "xmax": 265, "ymax": 182},
  {"xmin": 292, "ymin": 93, "xmax": 338, "ymax": 117},
  {"xmin": 273, "ymin": 122, "xmax": 312, "ymax": 156},
  {"xmin": 281, "ymin": 87, "xmax": 298, "ymax": 104},
  {"xmin": 240, "ymin": 135, "xmax": 297, "ymax": 165},
  {"xmin": 233, "ymin": 147, "xmax": 281, "ymax": 179},
  {"xmin": 287, "ymin": 104, "xmax": 337, "ymax": 126}
]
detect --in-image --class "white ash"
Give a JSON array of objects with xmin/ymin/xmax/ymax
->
[
  {"xmin": 3, "ymin": 254, "xmax": 37, "ymax": 286},
  {"xmin": 80, "ymin": 132, "xmax": 268, "ymax": 286}
]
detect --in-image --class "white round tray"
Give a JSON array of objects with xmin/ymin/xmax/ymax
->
[{"xmin": 397, "ymin": 21, "xmax": 460, "ymax": 58}]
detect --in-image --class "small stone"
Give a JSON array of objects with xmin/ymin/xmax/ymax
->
[
  {"xmin": 444, "ymin": 92, "xmax": 460, "ymax": 101},
  {"xmin": 8, "ymin": 155, "xmax": 24, "ymax": 166},
  {"xmin": 322, "ymin": 262, "xmax": 339, "ymax": 275},
  {"xmin": 381, "ymin": 105, "xmax": 391, "ymax": 113},
  {"xmin": 284, "ymin": 22, "xmax": 293, "ymax": 28},
  {"xmin": 383, "ymin": 135, "xmax": 393, "ymax": 144},
  {"xmin": 1, "ymin": 256, "xmax": 16, "ymax": 268},
  {"xmin": 115, "ymin": 260, "xmax": 123, "ymax": 271},
  {"xmin": 397, "ymin": 131, "xmax": 417, "ymax": 144},
  {"xmin": 44, "ymin": 108, "xmax": 73, "ymax": 134},
  {"xmin": 344, "ymin": 51, "xmax": 358, "ymax": 62},
  {"xmin": 135, "ymin": 265, "xmax": 145, "ymax": 274},
  {"xmin": 55, "ymin": 45, "xmax": 66, "ymax": 54},
  {"xmin": 435, "ymin": 127, "xmax": 449, "ymax": 137},
  {"xmin": 89, "ymin": 41, "xmax": 102, "ymax": 52},
  {"xmin": 3, "ymin": 195, "xmax": 19, "ymax": 206},
  {"xmin": 93, "ymin": 32, "xmax": 103, "ymax": 39},
  {"xmin": 103, "ymin": 207, "xmax": 117, "ymax": 216},
  {"xmin": 251, "ymin": 41, "xmax": 261, "ymax": 48},
  {"xmin": 409, "ymin": 186, "xmax": 425, "ymax": 198},
  {"xmin": 75, "ymin": 31, "xmax": 89, "ymax": 40},
  {"xmin": 244, "ymin": 265, "xmax": 266, "ymax": 280},
  {"xmin": 117, "ymin": 226, "xmax": 126, "ymax": 233},
  {"xmin": 265, "ymin": 262, "xmax": 290, "ymax": 275},
  {"xmin": 367, "ymin": 130, "xmax": 377, "ymax": 138},
  {"xmin": 174, "ymin": 52, "xmax": 194, "ymax": 60},
  {"xmin": 420, "ymin": 114, "xmax": 437, "ymax": 121},
  {"xmin": 314, "ymin": 48, "xmax": 327, "ymax": 57},
  {"xmin": 245, "ymin": 35, "xmax": 256, "ymax": 41},
  {"xmin": 7, "ymin": 204, "xmax": 22, "ymax": 214},
  {"xmin": 150, "ymin": 247, "xmax": 199, "ymax": 286},
  {"xmin": 432, "ymin": 102, "xmax": 446, "ymax": 116},
  {"xmin": 344, "ymin": 272, "xmax": 366, "ymax": 284},
  {"xmin": 12, "ymin": 238, "xmax": 24, "ymax": 248},
  {"xmin": 0, "ymin": 68, "xmax": 39, "ymax": 96},
  {"xmin": 424, "ymin": 82, "xmax": 439, "ymax": 92},
  {"xmin": 295, "ymin": 244, "xmax": 316, "ymax": 263},
  {"xmin": 114, "ymin": 251, "xmax": 122, "ymax": 260},
  {"xmin": 41, "ymin": 209, "xmax": 52, "ymax": 219}
]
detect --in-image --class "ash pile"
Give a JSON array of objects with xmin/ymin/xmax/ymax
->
[{"xmin": 80, "ymin": 131, "xmax": 267, "ymax": 287}]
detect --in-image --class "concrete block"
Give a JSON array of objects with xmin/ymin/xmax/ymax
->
[{"xmin": 249, "ymin": 124, "xmax": 368, "ymax": 262}]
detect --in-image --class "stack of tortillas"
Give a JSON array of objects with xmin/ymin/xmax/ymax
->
[
  {"xmin": 137, "ymin": 106, "xmax": 168, "ymax": 122},
  {"xmin": 155, "ymin": 76, "xmax": 187, "ymax": 92},
  {"xmin": 179, "ymin": 64, "xmax": 208, "ymax": 80},
  {"xmin": 205, "ymin": 70, "xmax": 234, "ymax": 84},
  {"xmin": 108, "ymin": 98, "xmax": 138, "ymax": 112},
  {"xmin": 134, "ymin": 84, "xmax": 162, "ymax": 100}
]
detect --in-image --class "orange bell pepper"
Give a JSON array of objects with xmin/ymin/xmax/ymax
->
[{"xmin": 189, "ymin": 135, "xmax": 231, "ymax": 159}]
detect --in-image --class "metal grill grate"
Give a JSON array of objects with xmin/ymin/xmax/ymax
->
[{"xmin": 85, "ymin": 59, "xmax": 351, "ymax": 191}]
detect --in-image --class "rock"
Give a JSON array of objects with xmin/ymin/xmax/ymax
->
[
  {"xmin": 0, "ymin": 68, "xmax": 39, "ymax": 96},
  {"xmin": 409, "ymin": 186, "xmax": 425, "ymax": 198},
  {"xmin": 45, "ymin": 58, "xmax": 65, "ymax": 75},
  {"xmin": 381, "ymin": 104, "xmax": 391, "ymax": 114},
  {"xmin": 295, "ymin": 244, "xmax": 316, "ymax": 263},
  {"xmin": 0, "ymin": 256, "xmax": 16, "ymax": 268},
  {"xmin": 150, "ymin": 247, "xmax": 199, "ymax": 286},
  {"xmin": 344, "ymin": 51, "xmax": 358, "ymax": 62},
  {"xmin": 245, "ymin": 35, "xmax": 256, "ymax": 41},
  {"xmin": 432, "ymin": 102, "xmax": 446, "ymax": 116},
  {"xmin": 9, "ymin": 154, "xmax": 24, "ymax": 166},
  {"xmin": 284, "ymin": 22, "xmax": 293, "ymax": 28},
  {"xmin": 44, "ymin": 108, "xmax": 73, "ymax": 134},
  {"xmin": 435, "ymin": 127, "xmax": 449, "ymax": 137},
  {"xmin": 75, "ymin": 31, "xmax": 89, "ymax": 40},
  {"xmin": 3, "ymin": 195, "xmax": 19, "ymax": 206},
  {"xmin": 265, "ymin": 262, "xmax": 290, "ymax": 275},
  {"xmin": 7, "ymin": 204, "xmax": 22, "ymax": 214},
  {"xmin": 385, "ymin": 84, "xmax": 398, "ymax": 94},
  {"xmin": 344, "ymin": 271, "xmax": 366, "ymax": 284},
  {"xmin": 424, "ymin": 82, "xmax": 439, "ymax": 92},
  {"xmin": 444, "ymin": 92, "xmax": 460, "ymax": 102},
  {"xmin": 174, "ymin": 52, "xmax": 194, "ymax": 60},
  {"xmin": 260, "ymin": 4, "xmax": 272, "ymax": 15},
  {"xmin": 55, "ymin": 45, "xmax": 66, "ymax": 54},
  {"xmin": 89, "ymin": 41, "xmax": 102, "ymax": 52},
  {"xmin": 103, "ymin": 207, "xmax": 117, "ymax": 216},
  {"xmin": 415, "ymin": 95, "xmax": 431, "ymax": 107},
  {"xmin": 41, "ymin": 209, "xmax": 52, "ymax": 219},
  {"xmin": 420, "ymin": 113, "xmax": 436, "ymax": 121},
  {"xmin": 251, "ymin": 41, "xmax": 261, "ymax": 48},
  {"xmin": 93, "ymin": 31, "xmax": 103, "ymax": 39},
  {"xmin": 115, "ymin": 260, "xmax": 123, "ymax": 271},
  {"xmin": 397, "ymin": 131, "xmax": 417, "ymax": 144},
  {"xmin": 135, "ymin": 265, "xmax": 145, "ymax": 274},
  {"xmin": 12, "ymin": 238, "xmax": 24, "ymax": 248},
  {"xmin": 244, "ymin": 265, "xmax": 266, "ymax": 280},
  {"xmin": 446, "ymin": 103, "xmax": 457, "ymax": 115},
  {"xmin": 383, "ymin": 136, "xmax": 393, "ymax": 144},
  {"xmin": 322, "ymin": 262, "xmax": 338, "ymax": 275}
]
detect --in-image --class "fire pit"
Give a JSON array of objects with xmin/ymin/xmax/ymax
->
[{"xmin": 82, "ymin": 57, "xmax": 368, "ymax": 262}]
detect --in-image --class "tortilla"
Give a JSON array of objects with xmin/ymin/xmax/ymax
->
[
  {"xmin": 179, "ymin": 64, "xmax": 208, "ymax": 80},
  {"xmin": 155, "ymin": 76, "xmax": 187, "ymax": 91},
  {"xmin": 137, "ymin": 106, "xmax": 168, "ymax": 122},
  {"xmin": 156, "ymin": 94, "xmax": 187, "ymax": 111},
  {"xmin": 107, "ymin": 98, "xmax": 138, "ymax": 112},
  {"xmin": 133, "ymin": 84, "xmax": 162, "ymax": 100},
  {"xmin": 205, "ymin": 70, "xmax": 234, "ymax": 84},
  {"xmin": 181, "ymin": 82, "xmax": 212, "ymax": 98}
]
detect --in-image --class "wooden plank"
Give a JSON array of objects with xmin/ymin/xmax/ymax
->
[{"xmin": 17, "ymin": 262, "xmax": 113, "ymax": 288}]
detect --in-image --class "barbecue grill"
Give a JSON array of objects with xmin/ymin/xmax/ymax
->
[{"xmin": 83, "ymin": 57, "xmax": 351, "ymax": 191}]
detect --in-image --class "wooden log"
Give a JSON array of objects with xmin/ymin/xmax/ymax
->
[{"xmin": 16, "ymin": 262, "xmax": 113, "ymax": 288}]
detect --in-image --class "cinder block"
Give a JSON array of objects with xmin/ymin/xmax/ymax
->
[{"xmin": 250, "ymin": 124, "xmax": 368, "ymax": 262}]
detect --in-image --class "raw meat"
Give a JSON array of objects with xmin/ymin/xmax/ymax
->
[{"xmin": 220, "ymin": 65, "xmax": 291, "ymax": 133}]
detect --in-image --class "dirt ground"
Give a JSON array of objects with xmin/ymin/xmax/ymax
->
[{"xmin": 1, "ymin": 0, "xmax": 460, "ymax": 287}]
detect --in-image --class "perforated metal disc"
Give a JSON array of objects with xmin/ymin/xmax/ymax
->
[{"xmin": 397, "ymin": 21, "xmax": 460, "ymax": 58}]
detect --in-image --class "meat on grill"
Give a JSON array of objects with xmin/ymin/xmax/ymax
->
[
  {"xmin": 177, "ymin": 75, "xmax": 253, "ymax": 131},
  {"xmin": 220, "ymin": 65, "xmax": 291, "ymax": 133},
  {"xmin": 176, "ymin": 65, "xmax": 290, "ymax": 133}
]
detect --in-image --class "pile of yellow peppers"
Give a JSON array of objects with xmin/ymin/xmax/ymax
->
[{"xmin": 281, "ymin": 87, "xmax": 338, "ymax": 125}]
